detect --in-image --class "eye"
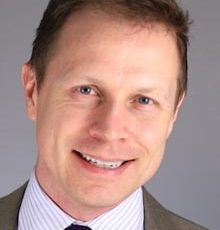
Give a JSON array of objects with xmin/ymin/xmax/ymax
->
[
  {"xmin": 137, "ymin": 96, "xmax": 153, "ymax": 105},
  {"xmin": 78, "ymin": 86, "xmax": 96, "ymax": 95}
]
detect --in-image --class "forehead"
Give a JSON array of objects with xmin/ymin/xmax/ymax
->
[
  {"xmin": 44, "ymin": 10, "xmax": 180, "ymax": 104},
  {"xmin": 50, "ymin": 10, "xmax": 179, "ymax": 73}
]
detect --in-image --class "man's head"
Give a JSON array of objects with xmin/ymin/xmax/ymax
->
[
  {"xmin": 30, "ymin": 0, "xmax": 190, "ymax": 104},
  {"xmin": 22, "ymin": 0, "xmax": 190, "ymax": 221}
]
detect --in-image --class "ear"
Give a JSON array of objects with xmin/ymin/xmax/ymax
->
[
  {"xmin": 21, "ymin": 63, "xmax": 38, "ymax": 121},
  {"xmin": 167, "ymin": 94, "xmax": 185, "ymax": 138}
]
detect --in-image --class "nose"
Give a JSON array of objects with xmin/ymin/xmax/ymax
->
[{"xmin": 88, "ymin": 103, "xmax": 131, "ymax": 143}]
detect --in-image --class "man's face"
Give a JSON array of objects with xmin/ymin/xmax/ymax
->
[{"xmin": 23, "ymin": 11, "xmax": 182, "ymax": 219}]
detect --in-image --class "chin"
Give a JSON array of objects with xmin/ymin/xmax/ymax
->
[{"xmin": 70, "ymin": 184, "xmax": 129, "ymax": 210}]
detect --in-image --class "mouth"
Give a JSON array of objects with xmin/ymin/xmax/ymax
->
[{"xmin": 73, "ymin": 150, "xmax": 129, "ymax": 170}]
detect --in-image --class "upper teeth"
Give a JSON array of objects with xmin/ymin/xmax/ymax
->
[{"xmin": 80, "ymin": 152, "xmax": 124, "ymax": 169}]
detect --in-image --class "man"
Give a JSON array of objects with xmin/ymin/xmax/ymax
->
[{"xmin": 0, "ymin": 0, "xmax": 208, "ymax": 229}]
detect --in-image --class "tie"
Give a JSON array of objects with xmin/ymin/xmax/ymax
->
[{"xmin": 64, "ymin": 223, "xmax": 92, "ymax": 230}]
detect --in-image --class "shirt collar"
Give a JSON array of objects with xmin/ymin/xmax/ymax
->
[{"xmin": 18, "ymin": 172, "xmax": 144, "ymax": 230}]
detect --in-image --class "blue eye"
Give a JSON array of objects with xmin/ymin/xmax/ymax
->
[
  {"xmin": 79, "ymin": 86, "xmax": 93, "ymax": 95},
  {"xmin": 138, "ymin": 96, "xmax": 152, "ymax": 105}
]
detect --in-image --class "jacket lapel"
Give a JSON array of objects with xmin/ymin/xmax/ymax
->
[
  {"xmin": 0, "ymin": 183, "xmax": 27, "ymax": 230},
  {"xmin": 143, "ymin": 187, "xmax": 159, "ymax": 230}
]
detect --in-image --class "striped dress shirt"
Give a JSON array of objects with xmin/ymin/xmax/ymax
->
[{"xmin": 18, "ymin": 173, "xmax": 144, "ymax": 230}]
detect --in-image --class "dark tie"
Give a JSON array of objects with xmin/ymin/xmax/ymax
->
[{"xmin": 64, "ymin": 223, "xmax": 92, "ymax": 230}]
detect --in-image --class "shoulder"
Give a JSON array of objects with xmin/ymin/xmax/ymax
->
[
  {"xmin": 0, "ymin": 183, "xmax": 27, "ymax": 229},
  {"xmin": 142, "ymin": 188, "xmax": 209, "ymax": 230}
]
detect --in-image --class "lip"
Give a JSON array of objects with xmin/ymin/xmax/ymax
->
[{"xmin": 72, "ymin": 150, "xmax": 134, "ymax": 175}]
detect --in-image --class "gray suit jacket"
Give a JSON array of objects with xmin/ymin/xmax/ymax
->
[{"xmin": 0, "ymin": 184, "xmax": 208, "ymax": 230}]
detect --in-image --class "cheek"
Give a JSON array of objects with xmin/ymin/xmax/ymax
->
[
  {"xmin": 133, "ymin": 115, "xmax": 172, "ymax": 182},
  {"xmin": 136, "ymin": 134, "xmax": 166, "ymax": 185},
  {"xmin": 136, "ymin": 114, "xmax": 171, "ymax": 148},
  {"xmin": 36, "ymin": 106, "xmax": 90, "ymax": 179}
]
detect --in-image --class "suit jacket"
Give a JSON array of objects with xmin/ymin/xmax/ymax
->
[{"xmin": 0, "ymin": 184, "xmax": 208, "ymax": 230}]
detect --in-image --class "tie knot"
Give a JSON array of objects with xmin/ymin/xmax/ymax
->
[{"xmin": 64, "ymin": 223, "xmax": 92, "ymax": 230}]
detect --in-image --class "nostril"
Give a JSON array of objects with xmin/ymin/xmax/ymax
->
[{"xmin": 88, "ymin": 125, "xmax": 128, "ymax": 142}]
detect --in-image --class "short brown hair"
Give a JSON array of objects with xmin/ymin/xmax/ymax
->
[{"xmin": 29, "ymin": 0, "xmax": 191, "ymax": 103}]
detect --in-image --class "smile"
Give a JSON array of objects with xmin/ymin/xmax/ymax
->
[{"xmin": 75, "ymin": 151, "xmax": 125, "ymax": 169}]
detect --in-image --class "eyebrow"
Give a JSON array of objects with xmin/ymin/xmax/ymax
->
[
  {"xmin": 64, "ymin": 73, "xmax": 105, "ymax": 86},
  {"xmin": 135, "ymin": 87, "xmax": 158, "ymax": 94},
  {"xmin": 78, "ymin": 76, "xmax": 104, "ymax": 85}
]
